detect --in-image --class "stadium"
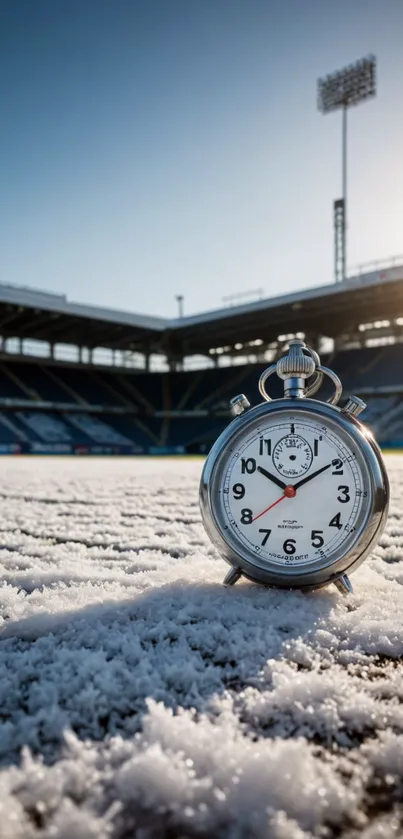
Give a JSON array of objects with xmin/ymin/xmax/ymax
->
[
  {"xmin": 3, "ymin": 3, "xmax": 403, "ymax": 837},
  {"xmin": 1, "ymin": 257, "xmax": 403, "ymax": 455}
]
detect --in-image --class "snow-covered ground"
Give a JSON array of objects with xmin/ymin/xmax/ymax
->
[{"xmin": 1, "ymin": 455, "xmax": 403, "ymax": 838}]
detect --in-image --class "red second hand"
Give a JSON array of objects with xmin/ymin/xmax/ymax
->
[{"xmin": 252, "ymin": 485, "xmax": 296, "ymax": 523}]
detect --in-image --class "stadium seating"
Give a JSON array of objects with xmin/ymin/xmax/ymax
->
[
  {"xmin": 0, "ymin": 364, "xmax": 30, "ymax": 399},
  {"xmin": 0, "ymin": 412, "xmax": 30, "ymax": 442},
  {"xmin": 0, "ymin": 344, "xmax": 403, "ymax": 452},
  {"xmin": 103, "ymin": 415, "xmax": 157, "ymax": 448},
  {"xmin": 66, "ymin": 414, "xmax": 133, "ymax": 446},
  {"xmin": 16, "ymin": 412, "xmax": 73, "ymax": 443},
  {"xmin": 54, "ymin": 368, "xmax": 123, "ymax": 406},
  {"xmin": 12, "ymin": 364, "xmax": 74, "ymax": 403}
]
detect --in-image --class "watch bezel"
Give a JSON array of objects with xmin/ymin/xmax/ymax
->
[{"xmin": 199, "ymin": 398, "xmax": 389, "ymax": 590}]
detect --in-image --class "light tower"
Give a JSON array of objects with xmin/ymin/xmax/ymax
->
[
  {"xmin": 317, "ymin": 55, "xmax": 376, "ymax": 282},
  {"xmin": 175, "ymin": 295, "xmax": 184, "ymax": 318}
]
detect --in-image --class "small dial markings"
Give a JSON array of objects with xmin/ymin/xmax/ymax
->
[{"xmin": 272, "ymin": 433, "xmax": 313, "ymax": 479}]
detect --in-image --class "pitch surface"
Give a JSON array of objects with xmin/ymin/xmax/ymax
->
[{"xmin": 0, "ymin": 455, "xmax": 403, "ymax": 838}]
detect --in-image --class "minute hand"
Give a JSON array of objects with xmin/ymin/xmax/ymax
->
[{"xmin": 293, "ymin": 462, "xmax": 332, "ymax": 491}]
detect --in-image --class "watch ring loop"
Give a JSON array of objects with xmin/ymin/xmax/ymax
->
[
  {"xmin": 258, "ymin": 365, "xmax": 323, "ymax": 403},
  {"xmin": 303, "ymin": 370, "xmax": 324, "ymax": 398},
  {"xmin": 316, "ymin": 365, "xmax": 343, "ymax": 406},
  {"xmin": 258, "ymin": 364, "xmax": 277, "ymax": 402},
  {"xmin": 258, "ymin": 364, "xmax": 342, "ymax": 405}
]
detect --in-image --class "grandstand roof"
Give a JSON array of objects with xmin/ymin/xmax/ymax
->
[
  {"xmin": 172, "ymin": 264, "xmax": 403, "ymax": 356},
  {"xmin": 0, "ymin": 284, "xmax": 165, "ymax": 353},
  {"xmin": 1, "ymin": 263, "xmax": 403, "ymax": 357}
]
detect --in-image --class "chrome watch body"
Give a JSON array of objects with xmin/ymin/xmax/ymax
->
[{"xmin": 199, "ymin": 339, "xmax": 389, "ymax": 594}]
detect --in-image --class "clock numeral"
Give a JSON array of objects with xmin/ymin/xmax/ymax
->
[
  {"xmin": 241, "ymin": 457, "xmax": 256, "ymax": 474},
  {"xmin": 240, "ymin": 508, "xmax": 253, "ymax": 525},
  {"xmin": 329, "ymin": 513, "xmax": 342, "ymax": 530},
  {"xmin": 290, "ymin": 423, "xmax": 295, "ymax": 435},
  {"xmin": 283, "ymin": 538, "xmax": 296, "ymax": 555},
  {"xmin": 337, "ymin": 485, "xmax": 350, "ymax": 503},
  {"xmin": 232, "ymin": 483, "xmax": 245, "ymax": 500},
  {"xmin": 259, "ymin": 437, "xmax": 271, "ymax": 456},
  {"xmin": 332, "ymin": 458, "xmax": 344, "ymax": 475},
  {"xmin": 311, "ymin": 529, "xmax": 324, "ymax": 548},
  {"xmin": 258, "ymin": 528, "xmax": 271, "ymax": 546}
]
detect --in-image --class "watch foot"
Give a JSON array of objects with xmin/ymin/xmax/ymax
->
[
  {"xmin": 223, "ymin": 567, "xmax": 242, "ymax": 586},
  {"xmin": 334, "ymin": 574, "xmax": 353, "ymax": 595}
]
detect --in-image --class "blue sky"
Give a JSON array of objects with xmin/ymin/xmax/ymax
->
[{"xmin": 0, "ymin": 0, "xmax": 402, "ymax": 317}]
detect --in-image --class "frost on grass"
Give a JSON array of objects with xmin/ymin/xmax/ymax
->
[{"xmin": 0, "ymin": 455, "xmax": 403, "ymax": 837}]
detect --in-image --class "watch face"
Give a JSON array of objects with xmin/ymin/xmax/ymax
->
[{"xmin": 207, "ymin": 405, "xmax": 379, "ymax": 578}]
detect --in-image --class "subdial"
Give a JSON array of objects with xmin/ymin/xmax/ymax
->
[{"xmin": 272, "ymin": 434, "xmax": 313, "ymax": 478}]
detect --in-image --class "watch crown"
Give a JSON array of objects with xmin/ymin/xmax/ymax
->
[
  {"xmin": 342, "ymin": 395, "xmax": 366, "ymax": 418},
  {"xmin": 276, "ymin": 339, "xmax": 316, "ymax": 380},
  {"xmin": 230, "ymin": 393, "xmax": 250, "ymax": 416}
]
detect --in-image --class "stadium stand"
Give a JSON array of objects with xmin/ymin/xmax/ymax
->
[
  {"xmin": 16, "ymin": 411, "xmax": 73, "ymax": 443},
  {"xmin": 67, "ymin": 414, "xmax": 133, "ymax": 445},
  {"xmin": 0, "ymin": 348, "xmax": 401, "ymax": 453},
  {"xmin": 0, "ymin": 262, "xmax": 403, "ymax": 453}
]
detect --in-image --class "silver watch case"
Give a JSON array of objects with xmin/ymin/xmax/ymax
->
[{"xmin": 199, "ymin": 398, "xmax": 389, "ymax": 591}]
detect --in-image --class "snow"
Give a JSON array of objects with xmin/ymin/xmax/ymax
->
[{"xmin": 0, "ymin": 455, "xmax": 403, "ymax": 837}]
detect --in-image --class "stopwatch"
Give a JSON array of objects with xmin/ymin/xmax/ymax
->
[{"xmin": 199, "ymin": 339, "xmax": 389, "ymax": 593}]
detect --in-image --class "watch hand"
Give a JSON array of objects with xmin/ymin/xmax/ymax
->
[
  {"xmin": 257, "ymin": 466, "xmax": 287, "ymax": 491},
  {"xmin": 252, "ymin": 485, "xmax": 296, "ymax": 522},
  {"xmin": 293, "ymin": 462, "xmax": 332, "ymax": 491}
]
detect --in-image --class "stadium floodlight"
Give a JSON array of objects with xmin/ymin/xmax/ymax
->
[
  {"xmin": 317, "ymin": 55, "xmax": 377, "ymax": 282},
  {"xmin": 317, "ymin": 55, "xmax": 376, "ymax": 114}
]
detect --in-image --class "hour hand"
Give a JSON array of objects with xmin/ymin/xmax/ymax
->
[{"xmin": 257, "ymin": 466, "xmax": 287, "ymax": 491}]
